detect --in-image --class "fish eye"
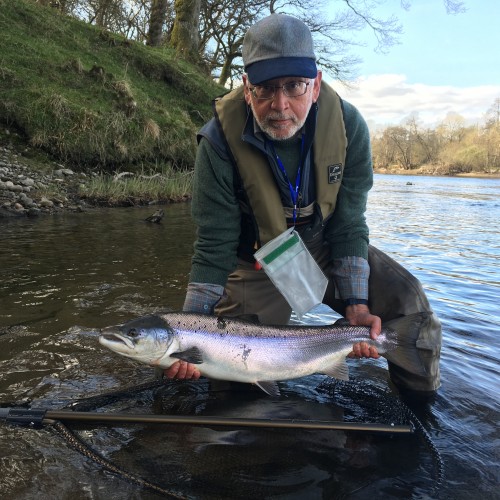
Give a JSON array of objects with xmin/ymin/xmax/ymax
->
[{"xmin": 127, "ymin": 328, "xmax": 139, "ymax": 337}]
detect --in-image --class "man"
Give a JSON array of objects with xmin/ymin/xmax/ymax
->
[{"xmin": 165, "ymin": 13, "xmax": 441, "ymax": 393}]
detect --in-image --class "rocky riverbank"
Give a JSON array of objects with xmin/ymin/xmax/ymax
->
[
  {"xmin": 0, "ymin": 126, "xmax": 192, "ymax": 219},
  {"xmin": 0, "ymin": 138, "xmax": 92, "ymax": 218}
]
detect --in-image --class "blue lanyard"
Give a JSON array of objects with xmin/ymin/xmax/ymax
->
[{"xmin": 269, "ymin": 134, "xmax": 305, "ymax": 225}]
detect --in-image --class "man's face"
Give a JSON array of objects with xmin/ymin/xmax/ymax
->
[{"xmin": 243, "ymin": 72, "xmax": 322, "ymax": 141}]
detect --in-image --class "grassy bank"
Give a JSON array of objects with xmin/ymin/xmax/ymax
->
[
  {"xmin": 0, "ymin": 0, "xmax": 223, "ymax": 177},
  {"xmin": 80, "ymin": 166, "xmax": 193, "ymax": 206}
]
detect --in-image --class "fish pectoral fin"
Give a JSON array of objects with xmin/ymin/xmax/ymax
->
[
  {"xmin": 255, "ymin": 381, "xmax": 281, "ymax": 397},
  {"xmin": 171, "ymin": 347, "xmax": 203, "ymax": 364},
  {"xmin": 322, "ymin": 360, "xmax": 350, "ymax": 381}
]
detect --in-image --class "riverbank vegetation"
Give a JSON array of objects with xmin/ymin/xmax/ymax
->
[
  {"xmin": 0, "ymin": 0, "xmax": 223, "ymax": 174},
  {"xmin": 79, "ymin": 165, "xmax": 193, "ymax": 205},
  {"xmin": 371, "ymin": 108, "xmax": 500, "ymax": 176}
]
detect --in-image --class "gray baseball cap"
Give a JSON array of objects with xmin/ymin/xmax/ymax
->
[{"xmin": 242, "ymin": 14, "xmax": 317, "ymax": 85}]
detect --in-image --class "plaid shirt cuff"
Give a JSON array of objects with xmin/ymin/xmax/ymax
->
[
  {"xmin": 182, "ymin": 282, "xmax": 225, "ymax": 314},
  {"xmin": 331, "ymin": 256, "xmax": 370, "ymax": 301}
]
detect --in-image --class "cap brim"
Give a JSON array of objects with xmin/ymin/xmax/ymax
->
[{"xmin": 246, "ymin": 57, "xmax": 317, "ymax": 85}]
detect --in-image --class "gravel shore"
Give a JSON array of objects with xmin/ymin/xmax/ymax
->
[{"xmin": 0, "ymin": 134, "xmax": 92, "ymax": 218}]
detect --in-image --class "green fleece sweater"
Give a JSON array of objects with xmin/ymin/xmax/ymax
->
[{"xmin": 188, "ymin": 98, "xmax": 373, "ymax": 287}]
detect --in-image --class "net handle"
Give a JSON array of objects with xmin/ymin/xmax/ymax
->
[{"xmin": 1, "ymin": 407, "xmax": 412, "ymax": 433}]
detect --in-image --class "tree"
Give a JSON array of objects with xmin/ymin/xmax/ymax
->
[
  {"xmin": 385, "ymin": 126, "xmax": 412, "ymax": 169},
  {"xmin": 58, "ymin": 0, "xmax": 468, "ymax": 84},
  {"xmin": 485, "ymin": 98, "xmax": 500, "ymax": 129},
  {"xmin": 199, "ymin": 0, "xmax": 269, "ymax": 85},
  {"xmin": 196, "ymin": 0, "xmax": 404, "ymax": 84},
  {"xmin": 196, "ymin": 0, "xmax": 468, "ymax": 86},
  {"xmin": 170, "ymin": 0, "xmax": 201, "ymax": 62},
  {"xmin": 371, "ymin": 99, "xmax": 499, "ymax": 175},
  {"xmin": 404, "ymin": 116, "xmax": 441, "ymax": 166},
  {"xmin": 147, "ymin": 0, "xmax": 170, "ymax": 46},
  {"xmin": 437, "ymin": 112, "xmax": 466, "ymax": 143}
]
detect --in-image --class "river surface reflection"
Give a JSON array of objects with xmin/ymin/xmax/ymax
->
[{"xmin": 0, "ymin": 175, "xmax": 499, "ymax": 499}]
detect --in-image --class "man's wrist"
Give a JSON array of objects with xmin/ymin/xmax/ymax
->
[
  {"xmin": 344, "ymin": 298, "xmax": 369, "ymax": 306},
  {"xmin": 183, "ymin": 282, "xmax": 224, "ymax": 314}
]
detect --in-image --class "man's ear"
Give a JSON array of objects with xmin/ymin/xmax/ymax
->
[
  {"xmin": 312, "ymin": 70, "xmax": 323, "ymax": 103},
  {"xmin": 243, "ymin": 74, "xmax": 252, "ymax": 105}
]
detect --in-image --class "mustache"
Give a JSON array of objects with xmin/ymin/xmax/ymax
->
[{"xmin": 265, "ymin": 112, "xmax": 295, "ymax": 121}]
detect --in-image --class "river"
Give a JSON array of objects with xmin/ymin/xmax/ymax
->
[{"xmin": 0, "ymin": 174, "xmax": 499, "ymax": 499}]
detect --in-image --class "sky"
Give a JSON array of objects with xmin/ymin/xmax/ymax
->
[{"xmin": 325, "ymin": 0, "xmax": 500, "ymax": 130}]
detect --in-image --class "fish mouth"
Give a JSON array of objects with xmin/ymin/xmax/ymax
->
[{"xmin": 99, "ymin": 332, "xmax": 135, "ymax": 350}]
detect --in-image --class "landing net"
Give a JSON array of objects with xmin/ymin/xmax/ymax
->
[{"xmin": 50, "ymin": 377, "xmax": 443, "ymax": 499}]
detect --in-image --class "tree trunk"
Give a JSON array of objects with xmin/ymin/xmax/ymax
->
[
  {"xmin": 170, "ymin": 0, "xmax": 201, "ymax": 62},
  {"xmin": 147, "ymin": 0, "xmax": 169, "ymax": 47},
  {"xmin": 218, "ymin": 56, "xmax": 233, "ymax": 86},
  {"xmin": 95, "ymin": 0, "xmax": 114, "ymax": 27}
]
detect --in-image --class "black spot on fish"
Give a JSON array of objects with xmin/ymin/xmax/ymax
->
[{"xmin": 241, "ymin": 345, "xmax": 251, "ymax": 362}]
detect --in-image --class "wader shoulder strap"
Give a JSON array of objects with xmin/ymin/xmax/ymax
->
[
  {"xmin": 215, "ymin": 87, "xmax": 287, "ymax": 244},
  {"xmin": 214, "ymin": 83, "xmax": 348, "ymax": 244},
  {"xmin": 314, "ymin": 82, "xmax": 347, "ymax": 222}
]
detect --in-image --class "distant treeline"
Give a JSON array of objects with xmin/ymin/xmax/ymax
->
[{"xmin": 371, "ymin": 100, "xmax": 500, "ymax": 174}]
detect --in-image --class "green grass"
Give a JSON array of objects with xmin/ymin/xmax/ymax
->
[
  {"xmin": 0, "ymin": 0, "xmax": 224, "ymax": 172},
  {"xmin": 80, "ymin": 164, "xmax": 194, "ymax": 205}
]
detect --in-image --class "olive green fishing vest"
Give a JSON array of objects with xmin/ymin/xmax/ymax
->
[{"xmin": 214, "ymin": 82, "xmax": 347, "ymax": 245}]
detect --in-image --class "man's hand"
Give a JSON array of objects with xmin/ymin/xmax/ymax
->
[
  {"xmin": 163, "ymin": 361, "xmax": 201, "ymax": 380},
  {"xmin": 345, "ymin": 304, "xmax": 382, "ymax": 359}
]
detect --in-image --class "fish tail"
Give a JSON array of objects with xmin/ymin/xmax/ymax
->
[{"xmin": 382, "ymin": 312, "xmax": 431, "ymax": 377}]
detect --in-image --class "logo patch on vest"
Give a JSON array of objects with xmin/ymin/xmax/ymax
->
[{"xmin": 328, "ymin": 164, "xmax": 342, "ymax": 184}]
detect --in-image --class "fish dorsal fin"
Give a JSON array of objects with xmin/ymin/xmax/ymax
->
[
  {"xmin": 255, "ymin": 381, "xmax": 281, "ymax": 397},
  {"xmin": 322, "ymin": 359, "xmax": 350, "ymax": 381},
  {"xmin": 171, "ymin": 347, "xmax": 204, "ymax": 364}
]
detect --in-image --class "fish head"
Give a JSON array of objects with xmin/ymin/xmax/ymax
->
[{"xmin": 99, "ymin": 315, "xmax": 176, "ymax": 367}]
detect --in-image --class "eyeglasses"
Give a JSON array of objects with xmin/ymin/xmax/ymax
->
[{"xmin": 249, "ymin": 81, "xmax": 310, "ymax": 100}]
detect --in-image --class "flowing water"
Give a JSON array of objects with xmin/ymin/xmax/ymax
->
[{"xmin": 0, "ymin": 174, "xmax": 499, "ymax": 499}]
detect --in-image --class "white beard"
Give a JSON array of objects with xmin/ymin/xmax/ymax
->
[{"xmin": 250, "ymin": 106, "xmax": 307, "ymax": 141}]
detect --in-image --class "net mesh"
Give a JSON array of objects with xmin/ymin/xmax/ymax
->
[{"xmin": 52, "ymin": 378, "xmax": 443, "ymax": 499}]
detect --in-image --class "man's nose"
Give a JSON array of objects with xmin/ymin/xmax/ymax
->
[{"xmin": 270, "ymin": 87, "xmax": 289, "ymax": 110}]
